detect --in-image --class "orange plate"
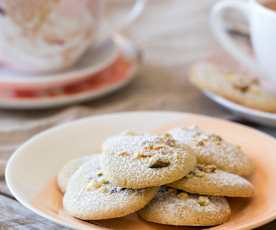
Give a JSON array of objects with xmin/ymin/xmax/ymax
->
[{"xmin": 31, "ymin": 113, "xmax": 276, "ymax": 230}]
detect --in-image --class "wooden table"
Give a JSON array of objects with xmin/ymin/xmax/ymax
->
[{"xmin": 0, "ymin": 1, "xmax": 275, "ymax": 229}]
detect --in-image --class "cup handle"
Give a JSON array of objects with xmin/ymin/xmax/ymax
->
[
  {"xmin": 210, "ymin": 0, "xmax": 259, "ymax": 74},
  {"xmin": 95, "ymin": 0, "xmax": 146, "ymax": 43}
]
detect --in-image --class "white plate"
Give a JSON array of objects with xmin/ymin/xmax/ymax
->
[
  {"xmin": 0, "ymin": 36, "xmax": 139, "ymax": 109},
  {"xmin": 0, "ymin": 38, "xmax": 119, "ymax": 87},
  {"xmin": 204, "ymin": 91, "xmax": 276, "ymax": 127},
  {"xmin": 5, "ymin": 111, "xmax": 276, "ymax": 230}
]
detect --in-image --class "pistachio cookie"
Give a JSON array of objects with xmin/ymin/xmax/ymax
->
[
  {"xmin": 138, "ymin": 187, "xmax": 231, "ymax": 226},
  {"xmin": 57, "ymin": 155, "xmax": 91, "ymax": 193},
  {"xmin": 169, "ymin": 127, "xmax": 254, "ymax": 176},
  {"xmin": 102, "ymin": 132, "xmax": 196, "ymax": 189},
  {"xmin": 63, "ymin": 155, "xmax": 158, "ymax": 220},
  {"xmin": 169, "ymin": 164, "xmax": 254, "ymax": 197},
  {"xmin": 189, "ymin": 62, "xmax": 276, "ymax": 112}
]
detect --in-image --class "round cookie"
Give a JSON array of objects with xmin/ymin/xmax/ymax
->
[
  {"xmin": 102, "ymin": 132, "xmax": 196, "ymax": 189},
  {"xmin": 169, "ymin": 127, "xmax": 254, "ymax": 176},
  {"xmin": 138, "ymin": 187, "xmax": 231, "ymax": 226},
  {"xmin": 57, "ymin": 155, "xmax": 91, "ymax": 193},
  {"xmin": 63, "ymin": 154, "xmax": 158, "ymax": 220},
  {"xmin": 189, "ymin": 61, "xmax": 276, "ymax": 112},
  {"xmin": 169, "ymin": 164, "xmax": 254, "ymax": 197}
]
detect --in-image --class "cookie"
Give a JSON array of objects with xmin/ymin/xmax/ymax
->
[
  {"xmin": 63, "ymin": 154, "xmax": 158, "ymax": 220},
  {"xmin": 102, "ymin": 132, "xmax": 196, "ymax": 189},
  {"xmin": 169, "ymin": 127, "xmax": 254, "ymax": 176},
  {"xmin": 57, "ymin": 155, "xmax": 91, "ymax": 193},
  {"xmin": 189, "ymin": 62, "xmax": 276, "ymax": 112},
  {"xmin": 169, "ymin": 164, "xmax": 254, "ymax": 197},
  {"xmin": 138, "ymin": 187, "xmax": 231, "ymax": 226}
]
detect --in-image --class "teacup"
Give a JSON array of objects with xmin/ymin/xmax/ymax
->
[
  {"xmin": 211, "ymin": 0, "xmax": 276, "ymax": 86},
  {"xmin": 0, "ymin": 0, "xmax": 145, "ymax": 73}
]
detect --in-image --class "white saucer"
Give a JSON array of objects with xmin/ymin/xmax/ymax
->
[
  {"xmin": 0, "ymin": 36, "xmax": 139, "ymax": 109},
  {"xmin": 204, "ymin": 91, "xmax": 276, "ymax": 127},
  {"xmin": 0, "ymin": 38, "xmax": 119, "ymax": 88}
]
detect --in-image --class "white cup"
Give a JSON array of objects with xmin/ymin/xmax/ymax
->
[
  {"xmin": 210, "ymin": 0, "xmax": 276, "ymax": 86},
  {"xmin": 0, "ymin": 0, "xmax": 145, "ymax": 73}
]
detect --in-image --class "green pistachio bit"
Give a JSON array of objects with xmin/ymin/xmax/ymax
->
[
  {"xmin": 100, "ymin": 179, "xmax": 109, "ymax": 184},
  {"xmin": 194, "ymin": 168, "xmax": 205, "ymax": 177},
  {"xmin": 198, "ymin": 196, "xmax": 210, "ymax": 206},
  {"xmin": 184, "ymin": 172, "xmax": 194, "ymax": 179},
  {"xmin": 99, "ymin": 187, "xmax": 108, "ymax": 193},
  {"xmin": 149, "ymin": 159, "xmax": 170, "ymax": 168},
  {"xmin": 86, "ymin": 180, "xmax": 95, "ymax": 191},
  {"xmin": 96, "ymin": 171, "xmax": 103, "ymax": 177}
]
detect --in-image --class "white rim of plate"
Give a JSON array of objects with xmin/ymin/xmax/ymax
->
[
  {"xmin": 0, "ymin": 35, "xmax": 139, "ymax": 109},
  {"xmin": 204, "ymin": 91, "xmax": 276, "ymax": 120},
  {"xmin": 5, "ymin": 111, "xmax": 276, "ymax": 230},
  {"xmin": 0, "ymin": 37, "xmax": 119, "ymax": 86}
]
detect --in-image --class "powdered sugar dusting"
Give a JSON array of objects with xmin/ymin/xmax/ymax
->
[
  {"xmin": 169, "ymin": 165, "xmax": 254, "ymax": 197},
  {"xmin": 169, "ymin": 127, "xmax": 254, "ymax": 176},
  {"xmin": 57, "ymin": 155, "xmax": 91, "ymax": 193},
  {"xmin": 63, "ymin": 154, "xmax": 158, "ymax": 220},
  {"xmin": 138, "ymin": 187, "xmax": 231, "ymax": 226},
  {"xmin": 102, "ymin": 132, "xmax": 197, "ymax": 189}
]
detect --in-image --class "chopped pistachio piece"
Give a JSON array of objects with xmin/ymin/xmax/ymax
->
[
  {"xmin": 198, "ymin": 196, "xmax": 210, "ymax": 206},
  {"xmin": 233, "ymin": 83, "xmax": 250, "ymax": 93},
  {"xmin": 197, "ymin": 164, "xmax": 217, "ymax": 173},
  {"xmin": 197, "ymin": 140, "xmax": 206, "ymax": 146},
  {"xmin": 149, "ymin": 159, "xmax": 170, "ymax": 168},
  {"xmin": 100, "ymin": 179, "xmax": 109, "ymax": 185},
  {"xmin": 94, "ymin": 181, "xmax": 102, "ymax": 189},
  {"xmin": 164, "ymin": 133, "xmax": 172, "ymax": 138},
  {"xmin": 211, "ymin": 134, "xmax": 222, "ymax": 143},
  {"xmin": 134, "ymin": 151, "xmax": 152, "ymax": 159},
  {"xmin": 163, "ymin": 133, "xmax": 177, "ymax": 146},
  {"xmin": 144, "ymin": 145, "xmax": 163, "ymax": 151},
  {"xmin": 194, "ymin": 168, "xmax": 205, "ymax": 177},
  {"xmin": 184, "ymin": 172, "xmax": 194, "ymax": 179},
  {"xmin": 166, "ymin": 139, "xmax": 176, "ymax": 146},
  {"xmin": 125, "ymin": 131, "xmax": 138, "ymax": 136},
  {"xmin": 99, "ymin": 187, "xmax": 108, "ymax": 193},
  {"xmin": 96, "ymin": 171, "xmax": 103, "ymax": 177}
]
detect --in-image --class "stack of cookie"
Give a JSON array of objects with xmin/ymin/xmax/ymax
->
[{"xmin": 57, "ymin": 127, "xmax": 255, "ymax": 227}]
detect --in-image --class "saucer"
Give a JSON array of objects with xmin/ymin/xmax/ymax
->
[
  {"xmin": 205, "ymin": 91, "xmax": 276, "ymax": 127},
  {"xmin": 0, "ymin": 36, "xmax": 139, "ymax": 109},
  {"xmin": 189, "ymin": 54, "xmax": 276, "ymax": 127},
  {"xmin": 0, "ymin": 37, "xmax": 119, "ymax": 89},
  {"xmin": 6, "ymin": 111, "xmax": 276, "ymax": 230}
]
